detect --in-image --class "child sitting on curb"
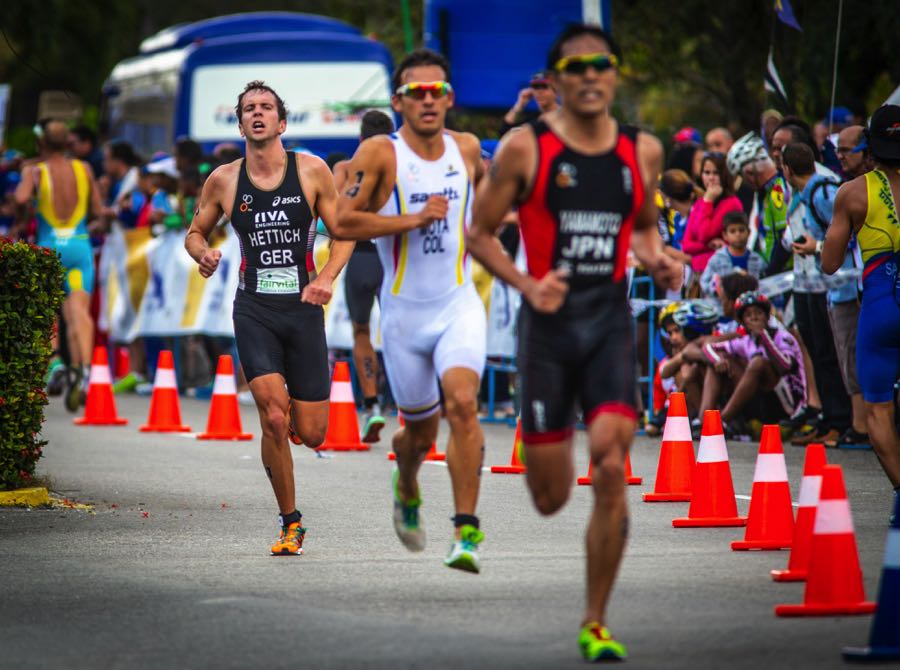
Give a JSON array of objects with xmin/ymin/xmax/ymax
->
[{"xmin": 699, "ymin": 291, "xmax": 807, "ymax": 439}]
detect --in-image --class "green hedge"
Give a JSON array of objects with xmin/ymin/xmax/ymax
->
[{"xmin": 0, "ymin": 238, "xmax": 64, "ymax": 490}]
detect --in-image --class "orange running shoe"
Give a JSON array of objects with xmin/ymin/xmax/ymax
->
[{"xmin": 271, "ymin": 522, "xmax": 306, "ymax": 555}]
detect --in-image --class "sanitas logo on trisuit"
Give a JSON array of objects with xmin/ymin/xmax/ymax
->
[
  {"xmin": 272, "ymin": 195, "xmax": 303, "ymax": 207},
  {"xmin": 409, "ymin": 186, "xmax": 460, "ymax": 204}
]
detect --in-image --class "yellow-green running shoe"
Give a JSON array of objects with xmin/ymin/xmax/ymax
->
[
  {"xmin": 443, "ymin": 524, "xmax": 484, "ymax": 574},
  {"xmin": 392, "ymin": 468, "xmax": 425, "ymax": 551},
  {"xmin": 579, "ymin": 622, "xmax": 627, "ymax": 662}
]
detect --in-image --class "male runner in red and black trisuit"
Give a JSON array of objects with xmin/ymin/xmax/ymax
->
[
  {"xmin": 186, "ymin": 81, "xmax": 354, "ymax": 556},
  {"xmin": 467, "ymin": 25, "xmax": 681, "ymax": 661}
]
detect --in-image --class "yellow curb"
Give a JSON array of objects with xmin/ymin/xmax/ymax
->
[{"xmin": 0, "ymin": 487, "xmax": 50, "ymax": 507}]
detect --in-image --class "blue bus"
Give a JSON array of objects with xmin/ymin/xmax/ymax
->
[{"xmin": 103, "ymin": 12, "xmax": 394, "ymax": 157}]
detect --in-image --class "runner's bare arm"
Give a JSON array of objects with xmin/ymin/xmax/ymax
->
[
  {"xmin": 13, "ymin": 163, "xmax": 37, "ymax": 206},
  {"xmin": 304, "ymin": 157, "xmax": 354, "ymax": 305},
  {"xmin": 332, "ymin": 159, "xmax": 350, "ymax": 193},
  {"xmin": 453, "ymin": 131, "xmax": 486, "ymax": 186},
  {"xmin": 333, "ymin": 136, "xmax": 445, "ymax": 239},
  {"xmin": 185, "ymin": 167, "xmax": 226, "ymax": 277},
  {"xmin": 822, "ymin": 179, "xmax": 862, "ymax": 275},
  {"xmin": 468, "ymin": 129, "xmax": 568, "ymax": 313},
  {"xmin": 631, "ymin": 132, "xmax": 682, "ymax": 290}
]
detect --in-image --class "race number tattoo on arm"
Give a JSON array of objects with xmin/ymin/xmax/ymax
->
[{"xmin": 344, "ymin": 171, "xmax": 364, "ymax": 198}]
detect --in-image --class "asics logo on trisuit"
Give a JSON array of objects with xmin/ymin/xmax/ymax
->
[{"xmin": 273, "ymin": 195, "xmax": 303, "ymax": 206}]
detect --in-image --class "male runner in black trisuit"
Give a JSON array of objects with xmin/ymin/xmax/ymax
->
[
  {"xmin": 186, "ymin": 81, "xmax": 354, "ymax": 556},
  {"xmin": 332, "ymin": 109, "xmax": 395, "ymax": 442},
  {"xmin": 467, "ymin": 25, "xmax": 681, "ymax": 660}
]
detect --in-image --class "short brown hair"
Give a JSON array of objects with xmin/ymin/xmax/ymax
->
[
  {"xmin": 392, "ymin": 49, "xmax": 450, "ymax": 93},
  {"xmin": 722, "ymin": 210, "xmax": 748, "ymax": 231},
  {"xmin": 782, "ymin": 142, "xmax": 816, "ymax": 177},
  {"xmin": 235, "ymin": 81, "xmax": 287, "ymax": 122}
]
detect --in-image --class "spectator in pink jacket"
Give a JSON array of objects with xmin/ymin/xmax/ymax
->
[{"xmin": 681, "ymin": 152, "xmax": 743, "ymax": 273}]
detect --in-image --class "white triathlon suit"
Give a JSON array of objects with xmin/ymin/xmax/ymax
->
[{"xmin": 374, "ymin": 131, "xmax": 487, "ymax": 420}]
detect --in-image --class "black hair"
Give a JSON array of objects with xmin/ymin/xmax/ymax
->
[
  {"xmin": 392, "ymin": 49, "xmax": 451, "ymax": 93},
  {"xmin": 325, "ymin": 152, "xmax": 348, "ymax": 171},
  {"xmin": 360, "ymin": 109, "xmax": 395, "ymax": 139},
  {"xmin": 175, "ymin": 137, "xmax": 203, "ymax": 165},
  {"xmin": 722, "ymin": 210, "xmax": 749, "ymax": 230},
  {"xmin": 773, "ymin": 116, "xmax": 821, "ymax": 162},
  {"xmin": 235, "ymin": 80, "xmax": 287, "ymax": 122},
  {"xmin": 719, "ymin": 272, "xmax": 759, "ymax": 301},
  {"xmin": 106, "ymin": 139, "xmax": 140, "ymax": 167},
  {"xmin": 69, "ymin": 124, "xmax": 97, "ymax": 147},
  {"xmin": 782, "ymin": 142, "xmax": 816, "ymax": 176},
  {"xmin": 547, "ymin": 23, "xmax": 622, "ymax": 70}
]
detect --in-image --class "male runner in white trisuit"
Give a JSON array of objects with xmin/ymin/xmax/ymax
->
[{"xmin": 333, "ymin": 50, "xmax": 488, "ymax": 573}]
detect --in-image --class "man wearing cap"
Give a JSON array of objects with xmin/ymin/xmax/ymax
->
[
  {"xmin": 500, "ymin": 70, "xmax": 559, "ymax": 134},
  {"xmin": 823, "ymin": 104, "xmax": 900, "ymax": 492}
]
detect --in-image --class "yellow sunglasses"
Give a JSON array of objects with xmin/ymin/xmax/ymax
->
[{"xmin": 553, "ymin": 52, "xmax": 618, "ymax": 75}]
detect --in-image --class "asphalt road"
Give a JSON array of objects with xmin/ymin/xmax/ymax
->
[{"xmin": 1, "ymin": 394, "xmax": 893, "ymax": 669}]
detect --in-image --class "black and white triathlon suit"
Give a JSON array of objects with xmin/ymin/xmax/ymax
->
[
  {"xmin": 517, "ymin": 120, "xmax": 643, "ymax": 445},
  {"xmin": 230, "ymin": 154, "xmax": 329, "ymax": 401}
]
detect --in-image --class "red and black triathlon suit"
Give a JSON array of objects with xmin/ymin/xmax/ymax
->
[
  {"xmin": 230, "ymin": 153, "xmax": 329, "ymax": 401},
  {"xmin": 517, "ymin": 119, "xmax": 644, "ymax": 444}
]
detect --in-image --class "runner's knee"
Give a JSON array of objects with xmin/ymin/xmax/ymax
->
[
  {"xmin": 444, "ymin": 385, "xmax": 478, "ymax": 423},
  {"xmin": 262, "ymin": 407, "xmax": 289, "ymax": 442}
]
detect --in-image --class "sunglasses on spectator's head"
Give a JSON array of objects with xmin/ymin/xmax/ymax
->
[
  {"xmin": 553, "ymin": 52, "xmax": 618, "ymax": 75},
  {"xmin": 395, "ymin": 81, "xmax": 453, "ymax": 100}
]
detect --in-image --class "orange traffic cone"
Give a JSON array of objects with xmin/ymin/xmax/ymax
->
[
  {"xmin": 775, "ymin": 464, "xmax": 876, "ymax": 616},
  {"xmin": 74, "ymin": 347, "xmax": 128, "ymax": 426},
  {"xmin": 492, "ymin": 419, "xmax": 525, "ymax": 474},
  {"xmin": 388, "ymin": 415, "xmax": 446, "ymax": 461},
  {"xmin": 140, "ymin": 350, "xmax": 190, "ymax": 432},
  {"xmin": 673, "ymin": 410, "xmax": 746, "ymax": 527},
  {"xmin": 318, "ymin": 361, "xmax": 368, "ymax": 451},
  {"xmin": 196, "ymin": 355, "xmax": 252, "ymax": 440},
  {"xmin": 771, "ymin": 443, "xmax": 827, "ymax": 581},
  {"xmin": 578, "ymin": 453, "xmax": 642, "ymax": 486},
  {"xmin": 643, "ymin": 392, "xmax": 694, "ymax": 502},
  {"xmin": 732, "ymin": 424, "xmax": 794, "ymax": 551},
  {"xmin": 114, "ymin": 346, "xmax": 130, "ymax": 380}
]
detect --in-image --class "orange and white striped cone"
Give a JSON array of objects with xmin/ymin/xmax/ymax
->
[
  {"xmin": 74, "ymin": 347, "xmax": 128, "ymax": 426},
  {"xmin": 578, "ymin": 453, "xmax": 642, "ymax": 486},
  {"xmin": 775, "ymin": 464, "xmax": 876, "ymax": 616},
  {"xmin": 673, "ymin": 410, "xmax": 746, "ymax": 527},
  {"xmin": 732, "ymin": 424, "xmax": 794, "ymax": 550},
  {"xmin": 196, "ymin": 355, "xmax": 252, "ymax": 440},
  {"xmin": 491, "ymin": 419, "xmax": 526, "ymax": 474},
  {"xmin": 388, "ymin": 415, "xmax": 446, "ymax": 461},
  {"xmin": 643, "ymin": 392, "xmax": 694, "ymax": 502},
  {"xmin": 140, "ymin": 350, "xmax": 191, "ymax": 432},
  {"xmin": 771, "ymin": 443, "xmax": 827, "ymax": 581},
  {"xmin": 318, "ymin": 361, "xmax": 368, "ymax": 451}
]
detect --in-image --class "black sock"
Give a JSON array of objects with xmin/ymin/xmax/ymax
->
[
  {"xmin": 364, "ymin": 396, "xmax": 378, "ymax": 410},
  {"xmin": 279, "ymin": 510, "xmax": 302, "ymax": 527},
  {"xmin": 452, "ymin": 513, "xmax": 479, "ymax": 529}
]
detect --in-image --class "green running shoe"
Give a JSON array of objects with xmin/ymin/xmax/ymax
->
[
  {"xmin": 578, "ymin": 622, "xmax": 627, "ymax": 662},
  {"xmin": 112, "ymin": 371, "xmax": 141, "ymax": 394},
  {"xmin": 362, "ymin": 412, "xmax": 386, "ymax": 443},
  {"xmin": 392, "ymin": 468, "xmax": 425, "ymax": 551},
  {"xmin": 444, "ymin": 524, "xmax": 484, "ymax": 574}
]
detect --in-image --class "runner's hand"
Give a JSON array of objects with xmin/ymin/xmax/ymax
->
[
  {"xmin": 414, "ymin": 196, "xmax": 449, "ymax": 228},
  {"xmin": 525, "ymin": 268, "xmax": 569, "ymax": 314},
  {"xmin": 647, "ymin": 252, "xmax": 683, "ymax": 291},
  {"xmin": 198, "ymin": 248, "xmax": 222, "ymax": 278},
  {"xmin": 301, "ymin": 274, "xmax": 333, "ymax": 305}
]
